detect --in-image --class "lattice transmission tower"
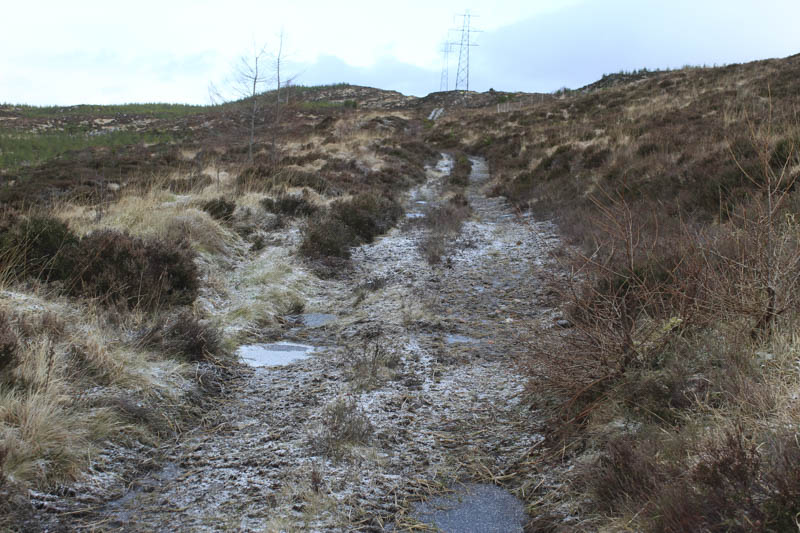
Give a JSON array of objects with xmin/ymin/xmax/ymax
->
[
  {"xmin": 452, "ymin": 11, "xmax": 480, "ymax": 92},
  {"xmin": 439, "ymin": 41, "xmax": 451, "ymax": 92}
]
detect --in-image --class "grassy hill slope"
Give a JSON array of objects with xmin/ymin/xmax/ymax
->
[{"xmin": 427, "ymin": 54, "xmax": 800, "ymax": 531}]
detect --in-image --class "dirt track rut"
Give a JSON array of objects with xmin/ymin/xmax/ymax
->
[{"xmin": 57, "ymin": 156, "xmax": 562, "ymax": 532}]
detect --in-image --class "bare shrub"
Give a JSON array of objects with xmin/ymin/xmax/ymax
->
[
  {"xmin": 530, "ymin": 116, "xmax": 800, "ymax": 530},
  {"xmin": 342, "ymin": 335, "xmax": 401, "ymax": 391}
]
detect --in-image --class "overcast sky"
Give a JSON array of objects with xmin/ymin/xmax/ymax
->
[{"xmin": 2, "ymin": 0, "xmax": 798, "ymax": 106}]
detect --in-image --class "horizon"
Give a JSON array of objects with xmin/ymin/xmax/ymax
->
[{"xmin": 3, "ymin": 53, "xmax": 798, "ymax": 110}]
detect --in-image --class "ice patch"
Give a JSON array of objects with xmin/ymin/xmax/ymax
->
[
  {"xmin": 445, "ymin": 334, "xmax": 478, "ymax": 344},
  {"xmin": 237, "ymin": 342, "xmax": 315, "ymax": 367}
]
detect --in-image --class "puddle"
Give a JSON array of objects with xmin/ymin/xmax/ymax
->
[
  {"xmin": 406, "ymin": 212, "xmax": 425, "ymax": 219},
  {"xmin": 435, "ymin": 153, "xmax": 454, "ymax": 174},
  {"xmin": 237, "ymin": 342, "xmax": 315, "ymax": 367},
  {"xmin": 410, "ymin": 484, "xmax": 527, "ymax": 533},
  {"xmin": 299, "ymin": 313, "xmax": 336, "ymax": 328},
  {"xmin": 285, "ymin": 313, "xmax": 336, "ymax": 328},
  {"xmin": 445, "ymin": 334, "xmax": 478, "ymax": 344}
]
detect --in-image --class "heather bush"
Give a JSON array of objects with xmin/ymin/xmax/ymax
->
[
  {"xmin": 328, "ymin": 192, "xmax": 403, "ymax": 244},
  {"xmin": 260, "ymin": 193, "xmax": 317, "ymax": 217},
  {"xmin": 201, "ymin": 197, "xmax": 236, "ymax": 221},
  {"xmin": 449, "ymin": 153, "xmax": 472, "ymax": 187},
  {"xmin": 73, "ymin": 230, "xmax": 199, "ymax": 310},
  {"xmin": 300, "ymin": 192, "xmax": 402, "ymax": 260},
  {"xmin": 299, "ymin": 214, "xmax": 355, "ymax": 259},
  {"xmin": 0, "ymin": 214, "xmax": 79, "ymax": 282}
]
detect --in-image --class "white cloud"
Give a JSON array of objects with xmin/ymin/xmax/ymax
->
[{"xmin": 1, "ymin": 0, "xmax": 798, "ymax": 105}]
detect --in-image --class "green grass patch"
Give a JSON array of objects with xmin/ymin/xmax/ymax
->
[
  {"xmin": 0, "ymin": 128, "xmax": 174, "ymax": 170},
  {"xmin": 2, "ymin": 102, "xmax": 208, "ymax": 119}
]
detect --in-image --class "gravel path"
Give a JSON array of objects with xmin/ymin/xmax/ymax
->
[{"xmin": 49, "ymin": 155, "xmax": 562, "ymax": 532}]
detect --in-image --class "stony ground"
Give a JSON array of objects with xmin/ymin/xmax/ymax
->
[{"xmin": 41, "ymin": 155, "xmax": 563, "ymax": 532}]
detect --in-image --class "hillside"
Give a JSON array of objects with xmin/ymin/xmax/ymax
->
[
  {"xmin": 426, "ymin": 53, "xmax": 800, "ymax": 530},
  {"xmin": 1, "ymin": 54, "xmax": 800, "ymax": 531}
]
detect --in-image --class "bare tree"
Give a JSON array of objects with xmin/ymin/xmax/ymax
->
[
  {"xmin": 271, "ymin": 30, "xmax": 284, "ymax": 163},
  {"xmin": 269, "ymin": 30, "xmax": 299, "ymax": 164},
  {"xmin": 234, "ymin": 44, "xmax": 270, "ymax": 162},
  {"xmin": 209, "ymin": 34, "xmax": 295, "ymax": 165}
]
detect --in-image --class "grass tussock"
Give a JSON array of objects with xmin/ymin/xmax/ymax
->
[
  {"xmin": 342, "ymin": 333, "xmax": 401, "ymax": 391},
  {"xmin": 309, "ymin": 397, "xmax": 373, "ymax": 458},
  {"xmin": 135, "ymin": 310, "xmax": 226, "ymax": 364},
  {"xmin": 0, "ymin": 292, "xmax": 215, "ymax": 514},
  {"xmin": 417, "ymin": 193, "xmax": 472, "ymax": 265}
]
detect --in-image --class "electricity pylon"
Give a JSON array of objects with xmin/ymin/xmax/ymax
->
[
  {"xmin": 452, "ymin": 11, "xmax": 480, "ymax": 92},
  {"xmin": 439, "ymin": 41, "xmax": 451, "ymax": 92}
]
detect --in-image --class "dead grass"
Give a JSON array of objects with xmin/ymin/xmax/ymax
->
[
  {"xmin": 308, "ymin": 396, "xmax": 373, "ymax": 458},
  {"xmin": 341, "ymin": 333, "xmax": 402, "ymax": 391}
]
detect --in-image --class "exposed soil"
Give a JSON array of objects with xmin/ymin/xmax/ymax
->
[{"xmin": 35, "ymin": 155, "xmax": 563, "ymax": 532}]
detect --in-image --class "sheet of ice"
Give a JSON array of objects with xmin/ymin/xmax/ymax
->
[
  {"xmin": 237, "ymin": 343, "xmax": 315, "ymax": 367},
  {"xmin": 445, "ymin": 334, "xmax": 478, "ymax": 344}
]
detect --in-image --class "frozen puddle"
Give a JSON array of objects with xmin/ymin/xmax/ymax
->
[
  {"xmin": 296, "ymin": 313, "xmax": 337, "ymax": 327},
  {"xmin": 445, "ymin": 334, "xmax": 478, "ymax": 345},
  {"xmin": 237, "ymin": 342, "xmax": 315, "ymax": 367},
  {"xmin": 411, "ymin": 484, "xmax": 527, "ymax": 533}
]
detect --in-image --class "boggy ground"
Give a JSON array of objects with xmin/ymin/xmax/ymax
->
[{"xmin": 50, "ymin": 156, "xmax": 562, "ymax": 532}]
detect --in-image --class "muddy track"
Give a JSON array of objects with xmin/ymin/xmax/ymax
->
[{"xmin": 51, "ymin": 156, "xmax": 562, "ymax": 532}]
